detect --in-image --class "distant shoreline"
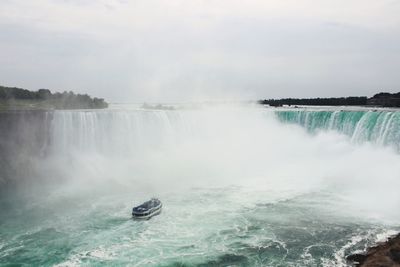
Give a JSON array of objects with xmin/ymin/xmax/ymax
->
[
  {"xmin": 0, "ymin": 85, "xmax": 108, "ymax": 110},
  {"xmin": 261, "ymin": 104, "xmax": 400, "ymax": 112},
  {"xmin": 259, "ymin": 92, "xmax": 400, "ymax": 108}
]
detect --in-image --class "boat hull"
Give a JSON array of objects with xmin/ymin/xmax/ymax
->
[
  {"xmin": 132, "ymin": 207, "xmax": 162, "ymax": 219},
  {"xmin": 132, "ymin": 199, "xmax": 162, "ymax": 220}
]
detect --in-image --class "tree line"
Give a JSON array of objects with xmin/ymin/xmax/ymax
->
[
  {"xmin": 0, "ymin": 85, "xmax": 108, "ymax": 109},
  {"xmin": 258, "ymin": 96, "xmax": 368, "ymax": 107},
  {"xmin": 259, "ymin": 92, "xmax": 400, "ymax": 107}
]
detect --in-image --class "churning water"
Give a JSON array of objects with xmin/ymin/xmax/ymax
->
[{"xmin": 0, "ymin": 104, "xmax": 399, "ymax": 266}]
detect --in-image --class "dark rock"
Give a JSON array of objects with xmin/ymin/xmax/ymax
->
[
  {"xmin": 389, "ymin": 249, "xmax": 400, "ymax": 263},
  {"xmin": 347, "ymin": 233, "xmax": 400, "ymax": 266},
  {"xmin": 347, "ymin": 253, "xmax": 367, "ymax": 265}
]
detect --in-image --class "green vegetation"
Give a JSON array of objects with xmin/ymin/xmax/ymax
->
[
  {"xmin": 258, "ymin": 96, "xmax": 368, "ymax": 107},
  {"xmin": 259, "ymin": 92, "xmax": 400, "ymax": 107},
  {"xmin": 367, "ymin": 92, "xmax": 400, "ymax": 107},
  {"xmin": 0, "ymin": 85, "xmax": 108, "ymax": 110}
]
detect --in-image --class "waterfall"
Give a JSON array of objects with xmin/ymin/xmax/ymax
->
[
  {"xmin": 50, "ymin": 109, "xmax": 196, "ymax": 155},
  {"xmin": 274, "ymin": 109, "xmax": 400, "ymax": 150},
  {"xmin": 2, "ymin": 106, "xmax": 400, "ymax": 187}
]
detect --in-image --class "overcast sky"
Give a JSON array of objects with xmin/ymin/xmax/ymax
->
[{"xmin": 0, "ymin": 0, "xmax": 399, "ymax": 102}]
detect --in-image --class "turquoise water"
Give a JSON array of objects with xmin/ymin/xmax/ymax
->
[
  {"xmin": 275, "ymin": 109, "xmax": 400, "ymax": 150},
  {"xmin": 1, "ymin": 187, "xmax": 397, "ymax": 266},
  {"xmin": 1, "ymin": 106, "xmax": 400, "ymax": 266}
]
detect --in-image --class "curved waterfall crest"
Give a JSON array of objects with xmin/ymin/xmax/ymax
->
[
  {"xmin": 274, "ymin": 109, "xmax": 400, "ymax": 150},
  {"xmin": 48, "ymin": 108, "xmax": 400, "ymax": 153},
  {"xmin": 2, "ymin": 107, "xmax": 400, "ymax": 185}
]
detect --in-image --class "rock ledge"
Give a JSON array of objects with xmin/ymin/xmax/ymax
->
[{"xmin": 347, "ymin": 233, "xmax": 400, "ymax": 266}]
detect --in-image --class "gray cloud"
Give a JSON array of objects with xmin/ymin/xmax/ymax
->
[{"xmin": 0, "ymin": 0, "xmax": 399, "ymax": 102}]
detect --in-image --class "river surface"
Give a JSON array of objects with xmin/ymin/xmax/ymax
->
[{"xmin": 0, "ymin": 104, "xmax": 399, "ymax": 266}]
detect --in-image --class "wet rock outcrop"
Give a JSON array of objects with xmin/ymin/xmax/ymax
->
[{"xmin": 347, "ymin": 233, "xmax": 400, "ymax": 267}]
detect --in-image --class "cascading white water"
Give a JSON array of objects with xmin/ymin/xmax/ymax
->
[
  {"xmin": 275, "ymin": 108, "xmax": 400, "ymax": 150},
  {"xmin": 1, "ymin": 104, "xmax": 400, "ymax": 266},
  {"xmin": 41, "ymin": 105, "xmax": 400, "ymax": 224}
]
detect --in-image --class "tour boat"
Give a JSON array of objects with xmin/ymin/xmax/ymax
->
[{"xmin": 132, "ymin": 198, "xmax": 162, "ymax": 219}]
